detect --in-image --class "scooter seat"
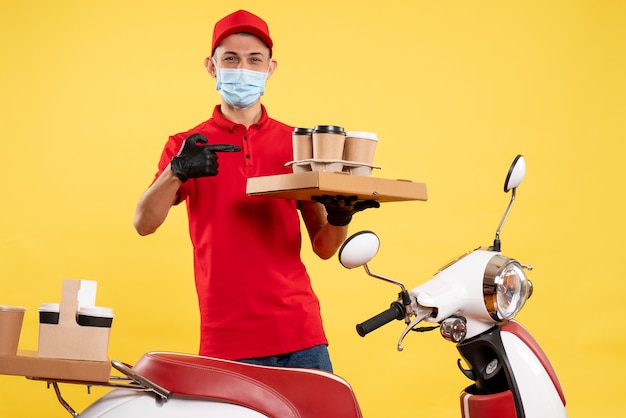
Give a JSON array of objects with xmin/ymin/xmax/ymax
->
[{"xmin": 132, "ymin": 352, "xmax": 362, "ymax": 418}]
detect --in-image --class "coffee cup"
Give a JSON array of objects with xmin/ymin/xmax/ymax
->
[
  {"xmin": 0, "ymin": 305, "xmax": 26, "ymax": 355},
  {"xmin": 77, "ymin": 306, "xmax": 114, "ymax": 328},
  {"xmin": 312, "ymin": 125, "xmax": 345, "ymax": 172},
  {"xmin": 291, "ymin": 128, "xmax": 313, "ymax": 172},
  {"xmin": 38, "ymin": 303, "xmax": 60, "ymax": 324},
  {"xmin": 344, "ymin": 131, "xmax": 378, "ymax": 176}
]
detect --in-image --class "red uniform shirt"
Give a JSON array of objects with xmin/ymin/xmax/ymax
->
[{"xmin": 154, "ymin": 105, "xmax": 328, "ymax": 360}]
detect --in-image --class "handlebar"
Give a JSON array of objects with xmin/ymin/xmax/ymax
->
[{"xmin": 356, "ymin": 301, "xmax": 406, "ymax": 337}]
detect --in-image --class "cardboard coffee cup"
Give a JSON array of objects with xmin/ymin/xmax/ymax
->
[
  {"xmin": 312, "ymin": 125, "xmax": 346, "ymax": 172},
  {"xmin": 291, "ymin": 128, "xmax": 313, "ymax": 172},
  {"xmin": 0, "ymin": 305, "xmax": 26, "ymax": 355},
  {"xmin": 39, "ymin": 303, "xmax": 60, "ymax": 324},
  {"xmin": 344, "ymin": 131, "xmax": 378, "ymax": 176},
  {"xmin": 77, "ymin": 306, "xmax": 115, "ymax": 328}
]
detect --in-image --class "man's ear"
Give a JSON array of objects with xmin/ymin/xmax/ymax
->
[
  {"xmin": 205, "ymin": 56, "xmax": 216, "ymax": 78},
  {"xmin": 267, "ymin": 59, "xmax": 278, "ymax": 79}
]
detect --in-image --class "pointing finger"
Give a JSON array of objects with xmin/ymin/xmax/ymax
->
[{"xmin": 206, "ymin": 144, "xmax": 242, "ymax": 152}]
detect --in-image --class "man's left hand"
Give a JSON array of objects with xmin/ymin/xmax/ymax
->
[{"xmin": 311, "ymin": 195, "xmax": 380, "ymax": 226}]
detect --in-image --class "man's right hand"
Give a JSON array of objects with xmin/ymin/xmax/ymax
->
[{"xmin": 170, "ymin": 133, "xmax": 241, "ymax": 182}]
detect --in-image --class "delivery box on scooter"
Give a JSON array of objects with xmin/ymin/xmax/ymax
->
[
  {"xmin": 0, "ymin": 279, "xmax": 113, "ymax": 382},
  {"xmin": 0, "ymin": 349, "xmax": 111, "ymax": 382}
]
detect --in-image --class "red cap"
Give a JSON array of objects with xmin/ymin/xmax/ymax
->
[{"xmin": 212, "ymin": 10, "xmax": 273, "ymax": 56}]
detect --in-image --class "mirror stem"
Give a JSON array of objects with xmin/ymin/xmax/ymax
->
[
  {"xmin": 363, "ymin": 264, "xmax": 407, "ymax": 293},
  {"xmin": 493, "ymin": 188, "xmax": 517, "ymax": 252}
]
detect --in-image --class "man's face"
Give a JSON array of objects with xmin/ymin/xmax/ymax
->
[{"xmin": 208, "ymin": 33, "xmax": 274, "ymax": 74}]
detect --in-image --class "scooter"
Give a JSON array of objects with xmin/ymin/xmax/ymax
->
[
  {"xmin": 337, "ymin": 154, "xmax": 566, "ymax": 417},
  {"xmin": 39, "ymin": 154, "xmax": 565, "ymax": 417}
]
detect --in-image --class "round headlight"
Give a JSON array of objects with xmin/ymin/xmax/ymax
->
[{"xmin": 484, "ymin": 255, "xmax": 533, "ymax": 321}]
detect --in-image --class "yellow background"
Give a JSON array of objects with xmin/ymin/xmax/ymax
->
[{"xmin": 1, "ymin": 0, "xmax": 624, "ymax": 416}]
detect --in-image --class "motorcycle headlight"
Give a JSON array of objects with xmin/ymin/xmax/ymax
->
[{"xmin": 483, "ymin": 255, "xmax": 533, "ymax": 321}]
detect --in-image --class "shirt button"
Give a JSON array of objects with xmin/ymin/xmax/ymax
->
[
  {"xmin": 243, "ymin": 136, "xmax": 248, "ymax": 141},
  {"xmin": 245, "ymin": 154, "xmax": 250, "ymax": 159}
]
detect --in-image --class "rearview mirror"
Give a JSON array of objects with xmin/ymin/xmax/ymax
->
[
  {"xmin": 504, "ymin": 155, "xmax": 526, "ymax": 192},
  {"xmin": 338, "ymin": 231, "xmax": 380, "ymax": 269}
]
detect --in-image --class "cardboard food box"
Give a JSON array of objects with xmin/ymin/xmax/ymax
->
[
  {"xmin": 0, "ymin": 350, "xmax": 111, "ymax": 382},
  {"xmin": 246, "ymin": 171, "xmax": 427, "ymax": 202}
]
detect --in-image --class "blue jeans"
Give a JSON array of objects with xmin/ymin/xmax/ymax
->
[{"xmin": 237, "ymin": 344, "xmax": 333, "ymax": 373}]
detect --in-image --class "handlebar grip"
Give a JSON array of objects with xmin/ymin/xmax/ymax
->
[{"xmin": 356, "ymin": 301, "xmax": 406, "ymax": 337}]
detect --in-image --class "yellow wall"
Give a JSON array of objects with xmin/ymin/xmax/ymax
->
[{"xmin": 1, "ymin": 1, "xmax": 624, "ymax": 416}]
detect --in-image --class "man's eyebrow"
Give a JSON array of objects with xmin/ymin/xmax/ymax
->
[{"xmin": 222, "ymin": 50, "xmax": 266, "ymax": 57}]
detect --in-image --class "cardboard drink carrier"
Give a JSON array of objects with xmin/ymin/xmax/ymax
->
[{"xmin": 0, "ymin": 279, "xmax": 112, "ymax": 382}]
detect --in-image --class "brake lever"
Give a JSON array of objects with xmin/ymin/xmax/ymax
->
[{"xmin": 397, "ymin": 305, "xmax": 434, "ymax": 351}]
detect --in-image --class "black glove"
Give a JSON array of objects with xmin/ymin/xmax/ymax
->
[
  {"xmin": 311, "ymin": 195, "xmax": 380, "ymax": 226},
  {"xmin": 170, "ymin": 133, "xmax": 241, "ymax": 182}
]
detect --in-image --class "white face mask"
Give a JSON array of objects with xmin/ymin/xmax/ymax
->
[{"xmin": 214, "ymin": 66, "xmax": 269, "ymax": 109}]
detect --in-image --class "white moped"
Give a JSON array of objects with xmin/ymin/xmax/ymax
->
[{"xmin": 338, "ymin": 154, "xmax": 566, "ymax": 418}]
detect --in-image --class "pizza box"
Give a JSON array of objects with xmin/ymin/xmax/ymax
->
[{"xmin": 246, "ymin": 171, "xmax": 427, "ymax": 202}]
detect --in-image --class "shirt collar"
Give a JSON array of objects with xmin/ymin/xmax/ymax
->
[{"xmin": 212, "ymin": 105, "xmax": 270, "ymax": 131}]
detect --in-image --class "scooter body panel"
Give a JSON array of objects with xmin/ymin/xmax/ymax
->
[
  {"xmin": 80, "ymin": 389, "xmax": 267, "ymax": 417},
  {"xmin": 457, "ymin": 321, "xmax": 566, "ymax": 418},
  {"xmin": 460, "ymin": 389, "xmax": 517, "ymax": 418},
  {"xmin": 500, "ymin": 324, "xmax": 567, "ymax": 417},
  {"xmin": 500, "ymin": 321, "xmax": 566, "ymax": 405}
]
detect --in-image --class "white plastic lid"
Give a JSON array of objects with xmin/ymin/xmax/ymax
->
[
  {"xmin": 345, "ymin": 131, "xmax": 378, "ymax": 141},
  {"xmin": 78, "ymin": 306, "xmax": 115, "ymax": 318},
  {"xmin": 0, "ymin": 305, "xmax": 26, "ymax": 312},
  {"xmin": 38, "ymin": 303, "xmax": 60, "ymax": 313}
]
